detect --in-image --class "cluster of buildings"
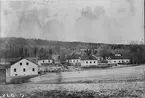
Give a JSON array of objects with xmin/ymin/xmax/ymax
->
[
  {"xmin": 66, "ymin": 53, "xmax": 130, "ymax": 67},
  {"xmin": 0, "ymin": 52, "xmax": 130, "ymax": 83}
]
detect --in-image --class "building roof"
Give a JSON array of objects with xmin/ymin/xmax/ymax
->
[
  {"xmin": 5, "ymin": 58, "xmax": 38, "ymax": 68},
  {"xmin": 26, "ymin": 57, "xmax": 38, "ymax": 64},
  {"xmin": 109, "ymin": 56, "xmax": 130, "ymax": 60},
  {"xmin": 9, "ymin": 58, "xmax": 24, "ymax": 65},
  {"xmin": 81, "ymin": 55, "xmax": 97, "ymax": 60}
]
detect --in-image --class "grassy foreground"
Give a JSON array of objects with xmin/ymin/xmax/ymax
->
[
  {"xmin": 0, "ymin": 81, "xmax": 145, "ymax": 98},
  {"xmin": 0, "ymin": 65, "xmax": 145, "ymax": 98},
  {"xmin": 1, "ymin": 89, "xmax": 144, "ymax": 98}
]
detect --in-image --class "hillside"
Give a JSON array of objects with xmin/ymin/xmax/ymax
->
[{"xmin": 0, "ymin": 37, "xmax": 145, "ymax": 64}]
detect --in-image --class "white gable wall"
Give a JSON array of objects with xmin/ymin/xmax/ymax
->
[{"xmin": 10, "ymin": 59, "xmax": 38, "ymax": 76}]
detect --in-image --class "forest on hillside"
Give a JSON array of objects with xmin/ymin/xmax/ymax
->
[{"xmin": 0, "ymin": 37, "xmax": 145, "ymax": 64}]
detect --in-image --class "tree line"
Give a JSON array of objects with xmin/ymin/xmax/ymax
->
[{"xmin": 0, "ymin": 37, "xmax": 145, "ymax": 64}]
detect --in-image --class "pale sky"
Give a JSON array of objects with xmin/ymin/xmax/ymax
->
[{"xmin": 0, "ymin": 0, "xmax": 144, "ymax": 44}]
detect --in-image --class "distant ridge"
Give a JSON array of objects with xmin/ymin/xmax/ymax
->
[{"xmin": 0, "ymin": 37, "xmax": 133, "ymax": 46}]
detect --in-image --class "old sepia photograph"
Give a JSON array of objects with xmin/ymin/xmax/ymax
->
[{"xmin": 0, "ymin": 0, "xmax": 145, "ymax": 98}]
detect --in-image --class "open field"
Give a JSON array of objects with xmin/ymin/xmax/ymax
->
[
  {"xmin": 0, "ymin": 65, "xmax": 145, "ymax": 98},
  {"xmin": 29, "ymin": 65, "xmax": 145, "ymax": 84}
]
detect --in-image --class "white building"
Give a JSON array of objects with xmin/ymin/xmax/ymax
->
[
  {"xmin": 66, "ymin": 59, "xmax": 81, "ymax": 66},
  {"xmin": 66, "ymin": 54, "xmax": 81, "ymax": 66},
  {"xmin": 38, "ymin": 57, "xmax": 53, "ymax": 66},
  {"xmin": 107, "ymin": 54, "xmax": 130, "ymax": 64},
  {"xmin": 81, "ymin": 55, "xmax": 98, "ymax": 67},
  {"xmin": 68, "ymin": 59, "xmax": 81, "ymax": 64},
  {"xmin": 6, "ymin": 58, "xmax": 38, "ymax": 77}
]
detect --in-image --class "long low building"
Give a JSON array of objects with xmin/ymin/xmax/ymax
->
[{"xmin": 107, "ymin": 54, "xmax": 130, "ymax": 65}]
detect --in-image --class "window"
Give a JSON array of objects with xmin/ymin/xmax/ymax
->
[
  {"xmin": 114, "ymin": 61, "xmax": 116, "ymax": 63},
  {"xmin": 32, "ymin": 68, "xmax": 35, "ymax": 71},
  {"xmin": 86, "ymin": 61, "xmax": 88, "ymax": 63},
  {"xmin": 23, "ymin": 68, "xmax": 26, "ymax": 72},
  {"xmin": 26, "ymin": 62, "xmax": 29, "ymax": 65},
  {"xmin": 43, "ymin": 60, "xmax": 44, "ymax": 62},
  {"xmin": 14, "ymin": 68, "xmax": 16, "ymax": 72},
  {"xmin": 15, "ymin": 74, "xmax": 17, "ymax": 76},
  {"xmin": 94, "ymin": 61, "xmax": 96, "ymax": 63},
  {"xmin": 20, "ymin": 62, "xmax": 22, "ymax": 66},
  {"xmin": 90, "ymin": 61, "xmax": 92, "ymax": 63}
]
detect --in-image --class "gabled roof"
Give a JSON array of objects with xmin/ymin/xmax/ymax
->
[
  {"xmin": 6, "ymin": 58, "xmax": 38, "ymax": 68},
  {"xmin": 9, "ymin": 58, "xmax": 24, "ymax": 65},
  {"xmin": 81, "ymin": 55, "xmax": 97, "ymax": 60}
]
